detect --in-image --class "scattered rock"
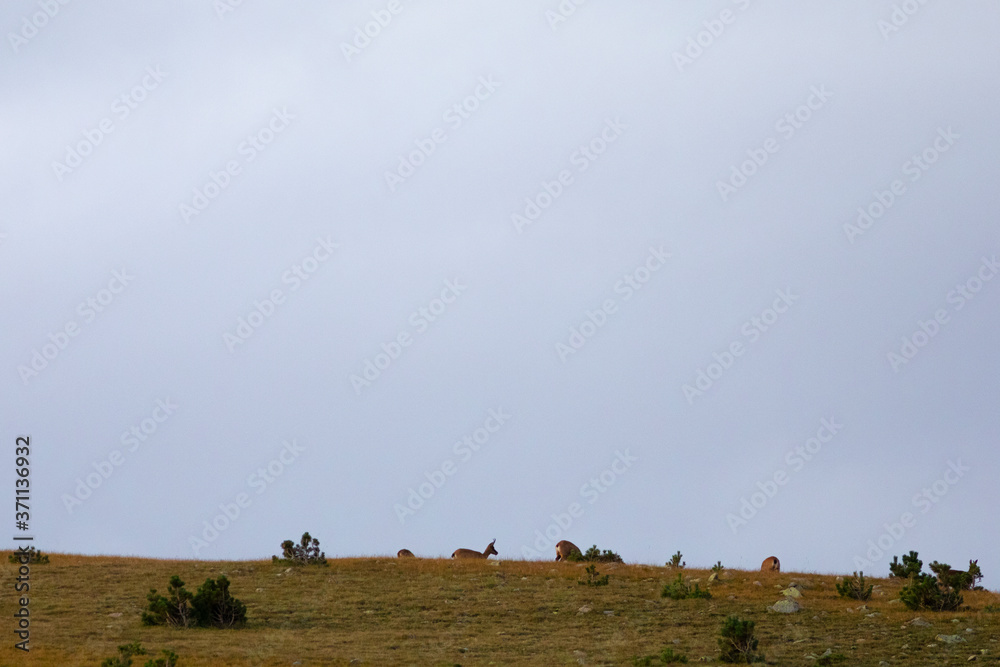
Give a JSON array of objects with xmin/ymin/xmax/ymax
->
[
  {"xmin": 708, "ymin": 572, "xmax": 719, "ymax": 583},
  {"xmin": 969, "ymin": 656, "xmax": 978, "ymax": 661},
  {"xmin": 937, "ymin": 634, "xmax": 967, "ymax": 644},
  {"xmin": 967, "ymin": 628, "xmax": 976, "ymax": 633},
  {"xmin": 781, "ymin": 587, "xmax": 802, "ymax": 599},
  {"xmin": 255, "ymin": 588, "xmax": 264, "ymax": 593},
  {"xmin": 107, "ymin": 612, "xmax": 122, "ymax": 618},
  {"xmin": 753, "ymin": 581, "xmax": 762, "ymax": 587},
  {"xmin": 577, "ymin": 606, "xmax": 592, "ymax": 614},
  {"xmin": 769, "ymin": 598, "xmax": 801, "ymax": 614},
  {"xmin": 906, "ymin": 617, "xmax": 933, "ymax": 628},
  {"xmin": 866, "ymin": 612, "xmax": 881, "ymax": 618},
  {"xmin": 603, "ymin": 610, "xmax": 614, "ymax": 616}
]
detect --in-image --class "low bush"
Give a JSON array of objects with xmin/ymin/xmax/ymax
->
[
  {"xmin": 8, "ymin": 546, "xmax": 48, "ymax": 564},
  {"xmin": 272, "ymin": 531, "xmax": 327, "ymax": 566},
  {"xmin": 100, "ymin": 642, "xmax": 179, "ymax": 667},
  {"xmin": 633, "ymin": 647, "xmax": 689, "ymax": 665},
  {"xmin": 661, "ymin": 573, "xmax": 711, "ymax": 601},
  {"xmin": 718, "ymin": 615, "xmax": 765, "ymax": 663},
  {"xmin": 566, "ymin": 544, "xmax": 623, "ymax": 564},
  {"xmin": 143, "ymin": 575, "xmax": 246, "ymax": 628},
  {"xmin": 666, "ymin": 551, "xmax": 685, "ymax": 569},
  {"xmin": 579, "ymin": 564, "xmax": 609, "ymax": 587},
  {"xmin": 835, "ymin": 571, "xmax": 873, "ymax": 601}
]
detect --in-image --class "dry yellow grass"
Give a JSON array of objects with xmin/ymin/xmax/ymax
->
[{"xmin": 1, "ymin": 554, "xmax": 998, "ymax": 666}]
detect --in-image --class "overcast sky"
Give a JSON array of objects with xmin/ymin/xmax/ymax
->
[{"xmin": 3, "ymin": 1, "xmax": 998, "ymax": 589}]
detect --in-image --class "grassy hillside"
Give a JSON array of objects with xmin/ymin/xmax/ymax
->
[{"xmin": 2, "ymin": 554, "xmax": 999, "ymax": 666}]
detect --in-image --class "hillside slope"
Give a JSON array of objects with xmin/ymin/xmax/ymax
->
[{"xmin": 2, "ymin": 555, "xmax": 998, "ymax": 665}]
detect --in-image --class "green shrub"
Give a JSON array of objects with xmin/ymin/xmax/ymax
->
[
  {"xmin": 899, "ymin": 574, "xmax": 963, "ymax": 612},
  {"xmin": 666, "ymin": 551, "xmax": 685, "ymax": 569},
  {"xmin": 835, "ymin": 571, "xmax": 873, "ymax": 601},
  {"xmin": 100, "ymin": 642, "xmax": 179, "ymax": 667},
  {"xmin": 191, "ymin": 575, "xmax": 247, "ymax": 628},
  {"xmin": 8, "ymin": 546, "xmax": 49, "ymax": 564},
  {"xmin": 272, "ymin": 531, "xmax": 327, "ymax": 566},
  {"xmin": 889, "ymin": 550, "xmax": 922, "ymax": 578},
  {"xmin": 984, "ymin": 604, "xmax": 1000, "ymax": 613},
  {"xmin": 567, "ymin": 544, "xmax": 623, "ymax": 564},
  {"xmin": 143, "ymin": 575, "xmax": 246, "ymax": 628},
  {"xmin": 717, "ymin": 615, "xmax": 764, "ymax": 663},
  {"xmin": 579, "ymin": 564, "xmax": 609, "ymax": 587},
  {"xmin": 633, "ymin": 647, "xmax": 689, "ymax": 665},
  {"xmin": 661, "ymin": 573, "xmax": 711, "ymax": 601},
  {"xmin": 711, "ymin": 561, "xmax": 724, "ymax": 574},
  {"xmin": 142, "ymin": 576, "xmax": 193, "ymax": 627}
]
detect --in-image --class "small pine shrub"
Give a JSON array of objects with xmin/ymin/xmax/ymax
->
[
  {"xmin": 101, "ymin": 643, "xmax": 179, "ymax": 667},
  {"xmin": 899, "ymin": 574, "xmax": 963, "ymax": 612},
  {"xmin": 711, "ymin": 561, "xmax": 724, "ymax": 574},
  {"xmin": 661, "ymin": 573, "xmax": 711, "ymax": 600},
  {"xmin": 667, "ymin": 551, "xmax": 685, "ymax": 569},
  {"xmin": 579, "ymin": 564, "xmax": 609, "ymax": 587},
  {"xmin": 101, "ymin": 641, "xmax": 146, "ymax": 667},
  {"xmin": 718, "ymin": 615, "xmax": 765, "ymax": 663},
  {"xmin": 143, "ymin": 575, "xmax": 246, "ymax": 628},
  {"xmin": 633, "ymin": 647, "xmax": 689, "ymax": 665},
  {"xmin": 984, "ymin": 604, "xmax": 1000, "ymax": 613},
  {"xmin": 142, "ymin": 576, "xmax": 193, "ymax": 627},
  {"xmin": 8, "ymin": 546, "xmax": 49, "ymax": 564},
  {"xmin": 569, "ymin": 544, "xmax": 624, "ymax": 563},
  {"xmin": 889, "ymin": 550, "xmax": 922, "ymax": 578},
  {"xmin": 659, "ymin": 648, "xmax": 688, "ymax": 664},
  {"xmin": 143, "ymin": 650, "xmax": 179, "ymax": 667},
  {"xmin": 835, "ymin": 571, "xmax": 873, "ymax": 601},
  {"xmin": 191, "ymin": 575, "xmax": 247, "ymax": 628},
  {"xmin": 272, "ymin": 532, "xmax": 327, "ymax": 566}
]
